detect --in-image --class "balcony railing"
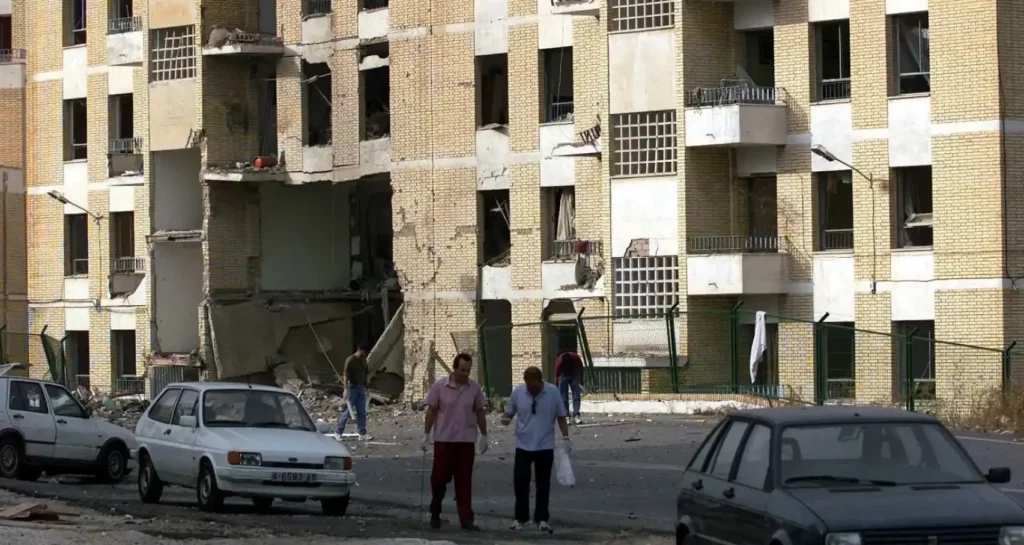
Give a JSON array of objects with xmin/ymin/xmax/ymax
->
[
  {"xmin": 819, "ymin": 78, "xmax": 851, "ymax": 101},
  {"xmin": 110, "ymin": 137, "xmax": 143, "ymax": 154},
  {"xmin": 307, "ymin": 0, "xmax": 332, "ymax": 15},
  {"xmin": 685, "ymin": 85, "xmax": 782, "ymax": 107},
  {"xmin": 113, "ymin": 375, "xmax": 146, "ymax": 395},
  {"xmin": 112, "ymin": 256, "xmax": 145, "ymax": 274},
  {"xmin": 826, "ymin": 378, "xmax": 855, "ymax": 401},
  {"xmin": 550, "ymin": 239, "xmax": 602, "ymax": 261},
  {"xmin": 68, "ymin": 258, "xmax": 89, "ymax": 276},
  {"xmin": 687, "ymin": 235, "xmax": 780, "ymax": 254},
  {"xmin": 547, "ymin": 100, "xmax": 574, "ymax": 123},
  {"xmin": 108, "ymin": 16, "xmax": 143, "ymax": 34},
  {"xmin": 821, "ymin": 228, "xmax": 854, "ymax": 251},
  {"xmin": 0, "ymin": 49, "xmax": 27, "ymax": 64}
]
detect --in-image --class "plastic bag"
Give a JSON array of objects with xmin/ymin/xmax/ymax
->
[{"xmin": 554, "ymin": 446, "xmax": 575, "ymax": 487}]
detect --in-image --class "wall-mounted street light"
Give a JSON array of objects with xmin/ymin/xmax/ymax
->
[
  {"xmin": 810, "ymin": 144, "xmax": 872, "ymax": 186},
  {"xmin": 46, "ymin": 190, "xmax": 103, "ymax": 221}
]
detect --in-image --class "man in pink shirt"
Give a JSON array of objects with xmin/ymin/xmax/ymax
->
[{"xmin": 421, "ymin": 353, "xmax": 488, "ymax": 531}]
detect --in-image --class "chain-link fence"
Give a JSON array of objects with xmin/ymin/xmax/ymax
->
[{"xmin": 0, "ymin": 325, "xmax": 68, "ymax": 382}]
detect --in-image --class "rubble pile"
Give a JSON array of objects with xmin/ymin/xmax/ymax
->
[{"xmin": 75, "ymin": 387, "xmax": 150, "ymax": 431}]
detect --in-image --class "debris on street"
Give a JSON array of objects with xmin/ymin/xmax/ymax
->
[
  {"xmin": 74, "ymin": 388, "xmax": 149, "ymax": 431},
  {"xmin": 0, "ymin": 502, "xmax": 78, "ymax": 524}
]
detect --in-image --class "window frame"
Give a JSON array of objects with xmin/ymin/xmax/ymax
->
[
  {"xmin": 813, "ymin": 19, "xmax": 852, "ymax": 102},
  {"xmin": 148, "ymin": 388, "xmax": 181, "ymax": 424},
  {"xmin": 9, "ymin": 381, "xmax": 50, "ymax": 415},
  {"xmin": 706, "ymin": 419, "xmax": 751, "ymax": 480},
  {"xmin": 731, "ymin": 422, "xmax": 774, "ymax": 491},
  {"xmin": 892, "ymin": 12, "xmax": 930, "ymax": 95},
  {"xmin": 686, "ymin": 419, "xmax": 728, "ymax": 472},
  {"xmin": 44, "ymin": 384, "xmax": 89, "ymax": 419},
  {"xmin": 170, "ymin": 388, "xmax": 200, "ymax": 426}
]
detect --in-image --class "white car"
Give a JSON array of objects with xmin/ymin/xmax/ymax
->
[
  {"xmin": 135, "ymin": 382, "xmax": 356, "ymax": 515},
  {"xmin": 0, "ymin": 376, "xmax": 136, "ymax": 483}
]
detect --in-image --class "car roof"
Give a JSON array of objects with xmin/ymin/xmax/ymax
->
[
  {"xmin": 162, "ymin": 382, "xmax": 291, "ymax": 394},
  {"xmin": 731, "ymin": 405, "xmax": 939, "ymax": 426}
]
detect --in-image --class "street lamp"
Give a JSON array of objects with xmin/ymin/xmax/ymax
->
[
  {"xmin": 46, "ymin": 190, "xmax": 102, "ymax": 221},
  {"xmin": 810, "ymin": 144, "xmax": 872, "ymax": 186}
]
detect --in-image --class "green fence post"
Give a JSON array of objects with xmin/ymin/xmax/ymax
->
[
  {"xmin": 729, "ymin": 301, "xmax": 744, "ymax": 394},
  {"xmin": 477, "ymin": 319, "xmax": 491, "ymax": 402},
  {"xmin": 667, "ymin": 302, "xmax": 680, "ymax": 393},
  {"xmin": 904, "ymin": 327, "xmax": 919, "ymax": 412},
  {"xmin": 1003, "ymin": 341, "xmax": 1017, "ymax": 396},
  {"xmin": 575, "ymin": 307, "xmax": 596, "ymax": 388},
  {"xmin": 0, "ymin": 324, "xmax": 6, "ymax": 365},
  {"xmin": 813, "ymin": 313, "xmax": 829, "ymax": 405}
]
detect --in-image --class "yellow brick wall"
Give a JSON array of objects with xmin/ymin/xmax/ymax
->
[
  {"xmin": 0, "ymin": 90, "xmax": 25, "ymax": 168},
  {"xmin": 851, "ymin": 140, "xmax": 891, "ymax": 280},
  {"xmin": 205, "ymin": 181, "xmax": 259, "ymax": 293},
  {"xmin": 777, "ymin": 296, "xmax": 814, "ymax": 401},
  {"xmin": 849, "ymin": 0, "xmax": 888, "ymax": 130},
  {"xmin": 276, "ymin": 56, "xmax": 304, "ymax": 171},
  {"xmin": 202, "ymin": 59, "xmax": 261, "ymax": 167},
  {"xmin": 930, "ymin": 0, "xmax": 999, "ymax": 124},
  {"xmin": 332, "ymin": 48, "xmax": 360, "ymax": 167}
]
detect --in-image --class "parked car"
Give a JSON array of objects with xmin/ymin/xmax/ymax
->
[
  {"xmin": 676, "ymin": 406, "xmax": 1024, "ymax": 545},
  {"xmin": 135, "ymin": 382, "xmax": 355, "ymax": 515},
  {"xmin": 0, "ymin": 375, "xmax": 135, "ymax": 483}
]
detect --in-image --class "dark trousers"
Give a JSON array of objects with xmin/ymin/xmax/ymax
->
[
  {"xmin": 430, "ymin": 441, "xmax": 475, "ymax": 525},
  {"xmin": 513, "ymin": 448, "xmax": 554, "ymax": 523}
]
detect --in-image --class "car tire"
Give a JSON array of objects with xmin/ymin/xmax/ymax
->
[
  {"xmin": 321, "ymin": 495, "xmax": 349, "ymax": 517},
  {"xmin": 252, "ymin": 497, "xmax": 274, "ymax": 513},
  {"xmin": 197, "ymin": 463, "xmax": 225, "ymax": 512},
  {"xmin": 96, "ymin": 443, "xmax": 128, "ymax": 484},
  {"xmin": 0, "ymin": 436, "xmax": 25, "ymax": 479},
  {"xmin": 138, "ymin": 453, "xmax": 164, "ymax": 504}
]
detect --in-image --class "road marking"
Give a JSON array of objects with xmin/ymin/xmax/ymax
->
[{"xmin": 956, "ymin": 435, "xmax": 1024, "ymax": 445}]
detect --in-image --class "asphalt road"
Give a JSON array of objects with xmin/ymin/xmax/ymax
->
[{"xmin": 2, "ymin": 416, "xmax": 1024, "ymax": 543}]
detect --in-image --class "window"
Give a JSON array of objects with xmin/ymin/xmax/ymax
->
[
  {"xmin": 202, "ymin": 389, "xmax": 316, "ymax": 431},
  {"xmin": 109, "ymin": 94, "xmax": 134, "ymax": 146},
  {"xmin": 64, "ymin": 98, "xmax": 87, "ymax": 161},
  {"xmin": 110, "ymin": 211, "xmax": 135, "ymax": 264},
  {"xmin": 481, "ymin": 190, "xmax": 511, "ymax": 265},
  {"xmin": 148, "ymin": 388, "xmax": 181, "ymax": 424},
  {"xmin": 612, "ymin": 256, "xmax": 679, "ymax": 318},
  {"xmin": 708, "ymin": 421, "xmax": 749, "ymax": 479},
  {"xmin": 817, "ymin": 323, "xmax": 855, "ymax": 400},
  {"xmin": 476, "ymin": 54, "xmax": 509, "ymax": 127},
  {"xmin": 9, "ymin": 381, "xmax": 49, "ymax": 414},
  {"xmin": 544, "ymin": 187, "xmax": 575, "ymax": 260},
  {"xmin": 303, "ymin": 61, "xmax": 332, "ymax": 146},
  {"xmin": 815, "ymin": 20, "xmax": 851, "ymax": 101},
  {"xmin": 150, "ymin": 26, "xmax": 196, "ymax": 82},
  {"xmin": 171, "ymin": 389, "xmax": 199, "ymax": 425},
  {"xmin": 611, "ymin": 111, "xmax": 677, "ymax": 177},
  {"xmin": 893, "ymin": 320, "xmax": 935, "ymax": 400},
  {"xmin": 893, "ymin": 12, "xmax": 929, "ymax": 95},
  {"xmin": 734, "ymin": 424, "xmax": 771, "ymax": 489},
  {"xmin": 112, "ymin": 330, "xmax": 137, "ymax": 378},
  {"xmin": 361, "ymin": 54, "xmax": 390, "ymax": 140},
  {"xmin": 542, "ymin": 48, "xmax": 574, "ymax": 123},
  {"xmin": 66, "ymin": 331, "xmax": 90, "ymax": 389},
  {"xmin": 45, "ymin": 385, "xmax": 88, "ymax": 419},
  {"xmin": 108, "ymin": 0, "xmax": 137, "ymax": 33},
  {"xmin": 743, "ymin": 29, "xmax": 774, "ymax": 87},
  {"xmin": 0, "ymin": 16, "xmax": 11, "ymax": 50},
  {"xmin": 65, "ymin": 0, "xmax": 87, "ymax": 46},
  {"xmin": 64, "ymin": 214, "xmax": 89, "ymax": 276},
  {"xmin": 817, "ymin": 171, "xmax": 854, "ymax": 250},
  {"xmin": 360, "ymin": 0, "xmax": 387, "ymax": 9},
  {"xmin": 687, "ymin": 420, "xmax": 726, "ymax": 471},
  {"xmin": 779, "ymin": 423, "xmax": 981, "ymax": 486},
  {"xmin": 609, "ymin": 0, "xmax": 674, "ymax": 32},
  {"xmin": 305, "ymin": 0, "xmax": 332, "ymax": 16},
  {"xmin": 894, "ymin": 166, "xmax": 932, "ymax": 248}
]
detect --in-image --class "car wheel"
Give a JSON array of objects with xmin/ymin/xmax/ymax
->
[
  {"xmin": 138, "ymin": 453, "xmax": 164, "ymax": 504},
  {"xmin": 0, "ymin": 437, "xmax": 24, "ymax": 479},
  {"xmin": 97, "ymin": 443, "xmax": 128, "ymax": 483},
  {"xmin": 15, "ymin": 467, "xmax": 41, "ymax": 482},
  {"xmin": 197, "ymin": 463, "xmax": 225, "ymax": 512},
  {"xmin": 321, "ymin": 495, "xmax": 349, "ymax": 516},
  {"xmin": 252, "ymin": 497, "xmax": 274, "ymax": 513}
]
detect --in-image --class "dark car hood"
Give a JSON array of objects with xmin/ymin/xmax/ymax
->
[{"xmin": 789, "ymin": 484, "xmax": 1024, "ymax": 530}]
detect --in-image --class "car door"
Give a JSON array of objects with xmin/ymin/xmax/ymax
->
[
  {"xmin": 722, "ymin": 423, "xmax": 774, "ymax": 545},
  {"xmin": 139, "ymin": 388, "xmax": 181, "ymax": 477},
  {"xmin": 700, "ymin": 419, "xmax": 750, "ymax": 545},
  {"xmin": 7, "ymin": 381, "xmax": 56, "ymax": 461},
  {"xmin": 165, "ymin": 389, "xmax": 200, "ymax": 485},
  {"xmin": 679, "ymin": 420, "xmax": 727, "ymax": 544},
  {"xmin": 43, "ymin": 384, "xmax": 98, "ymax": 463}
]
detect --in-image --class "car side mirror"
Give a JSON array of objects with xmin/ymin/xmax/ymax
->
[
  {"xmin": 987, "ymin": 467, "xmax": 1011, "ymax": 484},
  {"xmin": 179, "ymin": 415, "xmax": 198, "ymax": 428},
  {"xmin": 315, "ymin": 421, "xmax": 332, "ymax": 434}
]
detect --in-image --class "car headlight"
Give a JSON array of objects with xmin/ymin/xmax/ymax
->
[
  {"xmin": 1000, "ymin": 527, "xmax": 1024, "ymax": 545},
  {"xmin": 825, "ymin": 533, "xmax": 862, "ymax": 545},
  {"xmin": 325, "ymin": 456, "xmax": 353, "ymax": 470},
  {"xmin": 227, "ymin": 451, "xmax": 262, "ymax": 467}
]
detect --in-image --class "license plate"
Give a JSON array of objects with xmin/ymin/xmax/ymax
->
[{"xmin": 271, "ymin": 472, "xmax": 316, "ymax": 483}]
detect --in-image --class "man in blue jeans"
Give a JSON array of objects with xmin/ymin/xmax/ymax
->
[
  {"xmin": 337, "ymin": 342, "xmax": 373, "ymax": 441},
  {"xmin": 554, "ymin": 351, "xmax": 584, "ymax": 425}
]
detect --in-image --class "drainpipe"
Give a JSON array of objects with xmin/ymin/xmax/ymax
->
[{"xmin": 2, "ymin": 172, "xmax": 8, "ymax": 330}]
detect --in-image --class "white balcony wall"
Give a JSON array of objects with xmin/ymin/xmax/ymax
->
[
  {"xmin": 813, "ymin": 254, "xmax": 855, "ymax": 322},
  {"xmin": 608, "ymin": 29, "xmax": 675, "ymax": 114},
  {"xmin": 886, "ymin": 0, "xmax": 927, "ymax": 15},
  {"xmin": 63, "ymin": 46, "xmax": 88, "ymax": 99},
  {"xmin": 538, "ymin": 0, "xmax": 572, "ymax": 49},
  {"xmin": 0, "ymin": 63, "xmax": 24, "ymax": 90},
  {"xmin": 477, "ymin": 127, "xmax": 510, "ymax": 190},
  {"xmin": 891, "ymin": 250, "xmax": 935, "ymax": 321},
  {"xmin": 734, "ymin": 0, "xmax": 773, "ymax": 30},
  {"xmin": 481, "ymin": 265, "xmax": 513, "ymax": 300},
  {"xmin": 810, "ymin": 101, "xmax": 853, "ymax": 172},
  {"xmin": 109, "ymin": 185, "xmax": 135, "ymax": 212},
  {"xmin": 889, "ymin": 95, "xmax": 931, "ymax": 167},
  {"xmin": 65, "ymin": 279, "xmax": 90, "ymax": 301},
  {"xmin": 108, "ymin": 66, "xmax": 134, "ymax": 95},
  {"xmin": 358, "ymin": 8, "xmax": 389, "ymax": 40},
  {"xmin": 63, "ymin": 161, "xmax": 89, "ymax": 213},
  {"xmin": 735, "ymin": 148, "xmax": 777, "ymax": 176},
  {"xmin": 476, "ymin": 0, "xmax": 508, "ymax": 55},
  {"xmin": 107, "ymin": 32, "xmax": 144, "ymax": 65},
  {"xmin": 808, "ymin": 0, "xmax": 849, "ymax": 22},
  {"xmin": 65, "ymin": 307, "xmax": 90, "ymax": 329},
  {"xmin": 686, "ymin": 254, "xmax": 789, "ymax": 296},
  {"xmin": 540, "ymin": 123, "xmax": 575, "ymax": 187},
  {"xmin": 541, "ymin": 262, "xmax": 604, "ymax": 299},
  {"xmin": 301, "ymin": 15, "xmax": 332, "ymax": 44},
  {"xmin": 684, "ymin": 104, "xmax": 788, "ymax": 147},
  {"xmin": 610, "ymin": 176, "xmax": 678, "ymax": 256},
  {"xmin": 0, "ymin": 0, "xmax": 10, "ymax": 15}
]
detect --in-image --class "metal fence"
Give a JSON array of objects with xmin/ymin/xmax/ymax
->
[
  {"xmin": 150, "ymin": 364, "xmax": 200, "ymax": 399},
  {"xmin": 0, "ymin": 326, "xmax": 68, "ymax": 382}
]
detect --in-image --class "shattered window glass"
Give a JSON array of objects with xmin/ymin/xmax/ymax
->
[{"xmin": 202, "ymin": 390, "xmax": 316, "ymax": 431}]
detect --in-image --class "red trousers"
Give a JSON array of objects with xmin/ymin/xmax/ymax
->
[{"xmin": 430, "ymin": 441, "xmax": 475, "ymax": 525}]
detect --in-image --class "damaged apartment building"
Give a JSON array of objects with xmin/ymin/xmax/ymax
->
[{"xmin": 13, "ymin": 0, "xmax": 1024, "ymax": 408}]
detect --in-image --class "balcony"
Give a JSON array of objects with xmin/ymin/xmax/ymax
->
[
  {"xmin": 202, "ymin": 30, "xmax": 284, "ymax": 57},
  {"xmin": 107, "ymin": 18, "xmax": 143, "ymax": 65},
  {"xmin": 550, "ymin": 0, "xmax": 600, "ymax": 16},
  {"xmin": 0, "ymin": 49, "xmax": 26, "ymax": 90},
  {"xmin": 110, "ymin": 256, "xmax": 146, "ymax": 296},
  {"xmin": 683, "ymin": 83, "xmax": 788, "ymax": 147},
  {"xmin": 109, "ymin": 137, "xmax": 143, "ymax": 178},
  {"xmin": 542, "ymin": 240, "xmax": 605, "ymax": 299},
  {"xmin": 685, "ymin": 235, "xmax": 789, "ymax": 296}
]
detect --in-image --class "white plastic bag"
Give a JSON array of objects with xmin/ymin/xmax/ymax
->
[{"xmin": 554, "ymin": 446, "xmax": 575, "ymax": 487}]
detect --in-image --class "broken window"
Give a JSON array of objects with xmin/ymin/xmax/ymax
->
[
  {"xmin": 544, "ymin": 187, "xmax": 575, "ymax": 260},
  {"xmin": 64, "ymin": 213, "xmax": 89, "ymax": 276},
  {"xmin": 893, "ymin": 12, "xmax": 929, "ymax": 95},
  {"xmin": 303, "ymin": 61, "xmax": 332, "ymax": 146},
  {"xmin": 66, "ymin": 331, "xmax": 90, "ymax": 389},
  {"xmin": 542, "ymin": 48, "xmax": 574, "ymax": 123},
  {"xmin": 108, "ymin": 0, "xmax": 138, "ymax": 33},
  {"xmin": 0, "ymin": 16, "xmax": 11, "ymax": 50},
  {"xmin": 817, "ymin": 323, "xmax": 855, "ymax": 400},
  {"xmin": 893, "ymin": 320, "xmax": 935, "ymax": 401},
  {"xmin": 744, "ymin": 176, "xmax": 777, "ymax": 239},
  {"xmin": 361, "ymin": 50, "xmax": 390, "ymax": 139},
  {"xmin": 743, "ymin": 29, "xmax": 774, "ymax": 87},
  {"xmin": 63, "ymin": 98, "xmax": 87, "ymax": 161},
  {"xmin": 305, "ymin": 0, "xmax": 332, "ymax": 16},
  {"xmin": 108, "ymin": 94, "xmax": 134, "ymax": 147},
  {"xmin": 112, "ymin": 330, "xmax": 137, "ymax": 379},
  {"xmin": 110, "ymin": 211, "xmax": 135, "ymax": 263},
  {"xmin": 481, "ymin": 190, "xmax": 511, "ymax": 265},
  {"xmin": 360, "ymin": 0, "xmax": 387, "ymax": 9},
  {"xmin": 150, "ymin": 26, "xmax": 196, "ymax": 81},
  {"xmin": 815, "ymin": 20, "xmax": 851, "ymax": 101},
  {"xmin": 816, "ymin": 171, "xmax": 854, "ymax": 251},
  {"xmin": 612, "ymin": 256, "xmax": 679, "ymax": 318},
  {"xmin": 476, "ymin": 54, "xmax": 508, "ymax": 127},
  {"xmin": 609, "ymin": 0, "xmax": 674, "ymax": 32},
  {"xmin": 894, "ymin": 166, "xmax": 932, "ymax": 248},
  {"xmin": 65, "ymin": 0, "xmax": 86, "ymax": 46},
  {"xmin": 610, "ymin": 111, "xmax": 677, "ymax": 177}
]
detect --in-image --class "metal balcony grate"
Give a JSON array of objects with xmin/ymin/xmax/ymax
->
[
  {"xmin": 108, "ymin": 16, "xmax": 142, "ymax": 34},
  {"xmin": 0, "ymin": 49, "xmax": 27, "ymax": 64},
  {"xmin": 112, "ymin": 257, "xmax": 146, "ymax": 274},
  {"xmin": 686, "ymin": 85, "xmax": 782, "ymax": 107},
  {"xmin": 109, "ymin": 137, "xmax": 143, "ymax": 154},
  {"xmin": 687, "ymin": 235, "xmax": 780, "ymax": 254}
]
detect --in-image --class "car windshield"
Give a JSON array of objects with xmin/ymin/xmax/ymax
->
[
  {"xmin": 780, "ymin": 422, "xmax": 984, "ymax": 486},
  {"xmin": 202, "ymin": 389, "xmax": 316, "ymax": 432}
]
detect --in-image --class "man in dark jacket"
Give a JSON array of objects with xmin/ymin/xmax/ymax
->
[
  {"xmin": 554, "ymin": 351, "xmax": 584, "ymax": 425},
  {"xmin": 337, "ymin": 342, "xmax": 373, "ymax": 440}
]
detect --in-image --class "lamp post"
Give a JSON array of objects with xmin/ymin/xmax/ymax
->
[
  {"xmin": 46, "ymin": 190, "xmax": 103, "ymax": 221},
  {"xmin": 810, "ymin": 145, "xmax": 873, "ymax": 188}
]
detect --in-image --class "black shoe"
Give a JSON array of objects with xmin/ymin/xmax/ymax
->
[
  {"xmin": 462, "ymin": 523, "xmax": 481, "ymax": 531},
  {"xmin": 430, "ymin": 515, "xmax": 441, "ymax": 529}
]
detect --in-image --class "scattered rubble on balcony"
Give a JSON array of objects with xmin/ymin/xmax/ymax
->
[{"xmin": 207, "ymin": 26, "xmax": 283, "ymax": 48}]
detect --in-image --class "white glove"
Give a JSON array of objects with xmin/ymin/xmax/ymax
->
[
  {"xmin": 562, "ymin": 436, "xmax": 572, "ymax": 454},
  {"xmin": 500, "ymin": 414, "xmax": 512, "ymax": 426},
  {"xmin": 477, "ymin": 434, "xmax": 489, "ymax": 455},
  {"xmin": 420, "ymin": 433, "xmax": 430, "ymax": 453}
]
